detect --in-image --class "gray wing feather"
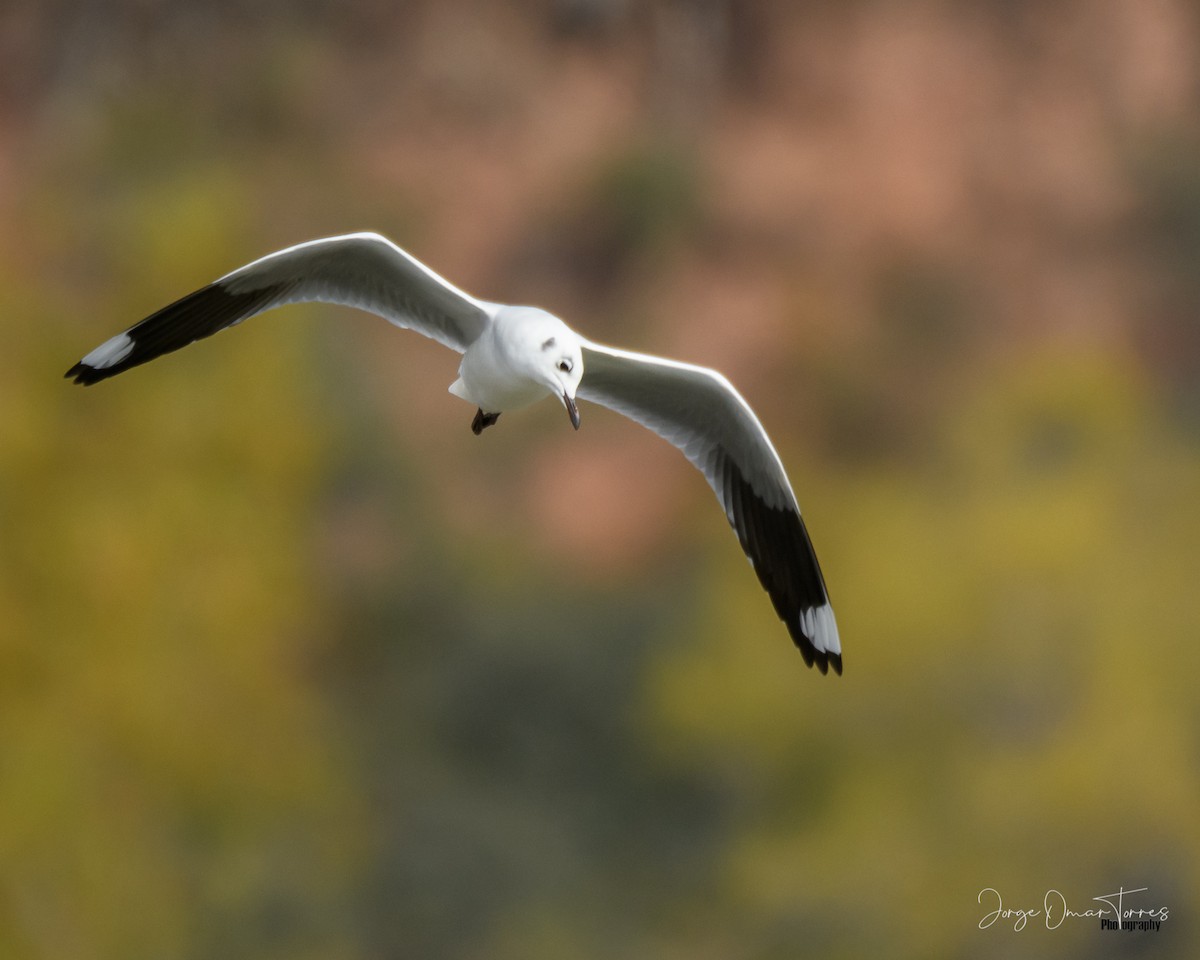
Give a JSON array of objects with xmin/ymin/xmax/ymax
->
[
  {"xmin": 66, "ymin": 233, "xmax": 492, "ymax": 384},
  {"xmin": 579, "ymin": 343, "xmax": 796, "ymax": 514},
  {"xmin": 578, "ymin": 341, "xmax": 841, "ymax": 673},
  {"xmin": 219, "ymin": 233, "xmax": 492, "ymax": 351}
]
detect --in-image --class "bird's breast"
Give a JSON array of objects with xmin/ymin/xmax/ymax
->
[{"xmin": 456, "ymin": 338, "xmax": 545, "ymax": 412}]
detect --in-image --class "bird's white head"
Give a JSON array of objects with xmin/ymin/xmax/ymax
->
[{"xmin": 507, "ymin": 307, "xmax": 584, "ymax": 430}]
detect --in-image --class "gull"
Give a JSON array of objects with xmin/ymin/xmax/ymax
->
[{"xmin": 66, "ymin": 232, "xmax": 842, "ymax": 674}]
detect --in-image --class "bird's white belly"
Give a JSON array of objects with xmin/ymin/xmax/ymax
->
[{"xmin": 450, "ymin": 339, "xmax": 545, "ymax": 412}]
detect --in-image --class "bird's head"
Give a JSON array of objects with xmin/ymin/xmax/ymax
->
[{"xmin": 513, "ymin": 308, "xmax": 584, "ymax": 430}]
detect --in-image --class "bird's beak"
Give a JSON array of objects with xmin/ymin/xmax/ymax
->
[{"xmin": 563, "ymin": 390, "xmax": 581, "ymax": 430}]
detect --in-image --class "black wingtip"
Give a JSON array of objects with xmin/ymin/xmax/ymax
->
[
  {"xmin": 803, "ymin": 630, "xmax": 842, "ymax": 676},
  {"xmin": 64, "ymin": 278, "xmax": 297, "ymax": 390},
  {"xmin": 797, "ymin": 640, "xmax": 842, "ymax": 676},
  {"xmin": 65, "ymin": 362, "xmax": 102, "ymax": 385},
  {"xmin": 719, "ymin": 452, "xmax": 842, "ymax": 677}
]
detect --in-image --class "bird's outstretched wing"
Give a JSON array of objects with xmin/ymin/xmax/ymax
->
[
  {"xmin": 66, "ymin": 233, "xmax": 494, "ymax": 384},
  {"xmin": 578, "ymin": 342, "xmax": 841, "ymax": 674}
]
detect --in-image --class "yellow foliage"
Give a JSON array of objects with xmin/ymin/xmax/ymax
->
[{"xmin": 644, "ymin": 345, "xmax": 1200, "ymax": 958}]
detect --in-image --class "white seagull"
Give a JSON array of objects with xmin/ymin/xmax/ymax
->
[{"xmin": 66, "ymin": 233, "xmax": 841, "ymax": 674}]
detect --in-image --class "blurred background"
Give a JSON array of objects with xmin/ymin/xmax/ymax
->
[{"xmin": 2, "ymin": 0, "xmax": 1199, "ymax": 957}]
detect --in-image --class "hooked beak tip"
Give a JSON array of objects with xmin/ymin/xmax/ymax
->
[{"xmin": 564, "ymin": 392, "xmax": 580, "ymax": 430}]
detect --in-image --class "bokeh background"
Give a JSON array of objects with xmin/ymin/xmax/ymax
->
[{"xmin": 3, "ymin": 1, "xmax": 1199, "ymax": 957}]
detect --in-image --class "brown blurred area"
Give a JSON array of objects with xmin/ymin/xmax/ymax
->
[{"xmin": 2, "ymin": 2, "xmax": 1199, "ymax": 957}]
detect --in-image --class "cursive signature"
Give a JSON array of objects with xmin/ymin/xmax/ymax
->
[{"xmin": 978, "ymin": 886, "xmax": 1169, "ymax": 931}]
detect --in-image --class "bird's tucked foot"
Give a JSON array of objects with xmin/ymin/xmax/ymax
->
[{"xmin": 471, "ymin": 409, "xmax": 500, "ymax": 435}]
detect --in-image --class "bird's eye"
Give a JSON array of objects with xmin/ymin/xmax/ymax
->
[{"xmin": 558, "ymin": 360, "xmax": 573, "ymax": 374}]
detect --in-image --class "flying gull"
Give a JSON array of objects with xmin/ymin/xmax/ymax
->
[{"xmin": 66, "ymin": 233, "xmax": 841, "ymax": 674}]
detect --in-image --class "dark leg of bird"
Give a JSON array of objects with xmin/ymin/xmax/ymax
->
[{"xmin": 471, "ymin": 408, "xmax": 500, "ymax": 435}]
